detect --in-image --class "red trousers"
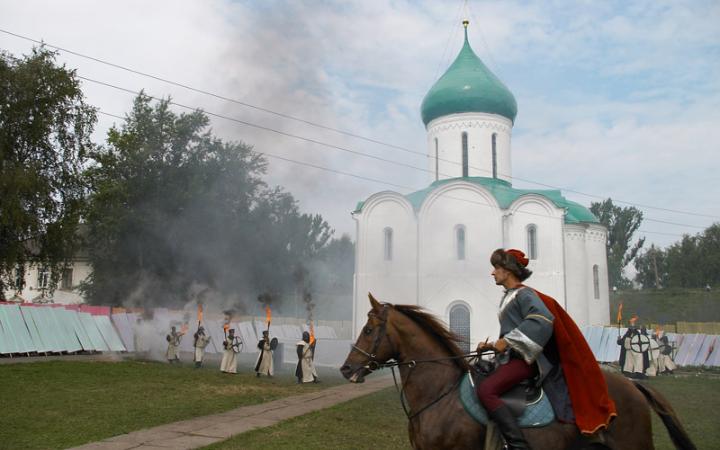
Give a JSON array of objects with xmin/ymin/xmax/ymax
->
[{"xmin": 476, "ymin": 357, "xmax": 535, "ymax": 412}]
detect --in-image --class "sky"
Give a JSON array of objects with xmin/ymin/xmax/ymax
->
[{"xmin": 2, "ymin": 0, "xmax": 719, "ymax": 250}]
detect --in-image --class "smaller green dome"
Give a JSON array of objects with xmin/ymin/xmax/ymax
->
[{"xmin": 421, "ymin": 24, "xmax": 517, "ymax": 126}]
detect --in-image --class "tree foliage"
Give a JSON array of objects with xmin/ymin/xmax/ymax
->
[
  {"xmin": 634, "ymin": 223, "xmax": 720, "ymax": 288},
  {"xmin": 0, "ymin": 48, "xmax": 96, "ymax": 299},
  {"xmin": 83, "ymin": 94, "xmax": 333, "ymax": 307},
  {"xmin": 590, "ymin": 198, "xmax": 645, "ymax": 288}
]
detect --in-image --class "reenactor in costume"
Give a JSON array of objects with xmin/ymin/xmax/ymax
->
[
  {"xmin": 653, "ymin": 329, "xmax": 676, "ymax": 375},
  {"xmin": 193, "ymin": 326, "xmax": 211, "ymax": 368},
  {"xmin": 255, "ymin": 330, "xmax": 275, "ymax": 378},
  {"xmin": 476, "ymin": 249, "xmax": 616, "ymax": 450},
  {"xmin": 165, "ymin": 326, "xmax": 182, "ymax": 363},
  {"xmin": 295, "ymin": 331, "xmax": 318, "ymax": 383},
  {"xmin": 220, "ymin": 328, "xmax": 241, "ymax": 374},
  {"xmin": 617, "ymin": 316, "xmax": 649, "ymax": 378}
]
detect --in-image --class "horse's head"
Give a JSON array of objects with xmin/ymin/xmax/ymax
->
[{"xmin": 340, "ymin": 293, "xmax": 397, "ymax": 383}]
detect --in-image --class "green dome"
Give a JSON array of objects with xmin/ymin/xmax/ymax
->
[{"xmin": 421, "ymin": 25, "xmax": 517, "ymax": 126}]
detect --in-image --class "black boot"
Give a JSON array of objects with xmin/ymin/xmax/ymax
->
[{"xmin": 488, "ymin": 405, "xmax": 530, "ymax": 450}]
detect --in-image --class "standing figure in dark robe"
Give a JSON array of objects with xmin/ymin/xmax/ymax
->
[
  {"xmin": 476, "ymin": 249, "xmax": 616, "ymax": 450},
  {"xmin": 254, "ymin": 330, "xmax": 274, "ymax": 377},
  {"xmin": 295, "ymin": 331, "xmax": 318, "ymax": 383}
]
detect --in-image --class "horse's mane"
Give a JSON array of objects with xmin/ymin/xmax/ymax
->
[{"xmin": 391, "ymin": 304, "xmax": 470, "ymax": 370}]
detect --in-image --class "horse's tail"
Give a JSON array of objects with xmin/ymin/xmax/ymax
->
[{"xmin": 633, "ymin": 381, "xmax": 696, "ymax": 450}]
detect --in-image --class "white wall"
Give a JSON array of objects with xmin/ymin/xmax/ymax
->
[
  {"xmin": 352, "ymin": 192, "xmax": 417, "ymax": 337},
  {"xmin": 586, "ymin": 224, "xmax": 610, "ymax": 325},
  {"xmin": 426, "ymin": 113, "xmax": 513, "ymax": 183}
]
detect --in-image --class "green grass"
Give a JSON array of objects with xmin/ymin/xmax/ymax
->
[
  {"xmin": 205, "ymin": 374, "xmax": 717, "ymax": 450},
  {"xmin": 0, "ymin": 360, "xmax": 343, "ymax": 449}
]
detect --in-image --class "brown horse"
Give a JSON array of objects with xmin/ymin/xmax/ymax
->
[{"xmin": 341, "ymin": 294, "xmax": 696, "ymax": 450}]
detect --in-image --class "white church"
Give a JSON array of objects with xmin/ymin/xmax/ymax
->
[{"xmin": 351, "ymin": 22, "xmax": 610, "ymax": 349}]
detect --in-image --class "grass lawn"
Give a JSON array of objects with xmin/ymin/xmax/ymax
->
[
  {"xmin": 205, "ymin": 373, "xmax": 718, "ymax": 450},
  {"xmin": 0, "ymin": 359, "xmax": 343, "ymax": 449}
]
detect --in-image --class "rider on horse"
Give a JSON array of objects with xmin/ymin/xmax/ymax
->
[{"xmin": 477, "ymin": 249, "xmax": 616, "ymax": 450}]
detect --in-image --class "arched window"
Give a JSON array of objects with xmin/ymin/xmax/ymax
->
[
  {"xmin": 527, "ymin": 225, "xmax": 537, "ymax": 260},
  {"xmin": 593, "ymin": 265, "xmax": 600, "ymax": 299},
  {"xmin": 434, "ymin": 138, "xmax": 439, "ymax": 181},
  {"xmin": 449, "ymin": 303, "xmax": 471, "ymax": 353},
  {"xmin": 491, "ymin": 133, "xmax": 497, "ymax": 179},
  {"xmin": 461, "ymin": 132, "xmax": 468, "ymax": 177},
  {"xmin": 456, "ymin": 225, "xmax": 466, "ymax": 260},
  {"xmin": 383, "ymin": 227, "xmax": 393, "ymax": 261}
]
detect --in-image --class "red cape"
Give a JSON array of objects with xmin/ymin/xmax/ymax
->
[{"xmin": 529, "ymin": 287, "xmax": 617, "ymax": 434}]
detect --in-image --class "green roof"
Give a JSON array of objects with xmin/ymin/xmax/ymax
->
[
  {"xmin": 355, "ymin": 177, "xmax": 598, "ymax": 224},
  {"xmin": 420, "ymin": 25, "xmax": 518, "ymax": 126}
]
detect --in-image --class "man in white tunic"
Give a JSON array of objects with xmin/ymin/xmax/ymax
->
[
  {"xmin": 220, "ymin": 328, "xmax": 241, "ymax": 374},
  {"xmin": 255, "ymin": 330, "xmax": 274, "ymax": 377},
  {"xmin": 295, "ymin": 331, "xmax": 318, "ymax": 383},
  {"xmin": 165, "ymin": 326, "xmax": 182, "ymax": 363},
  {"xmin": 654, "ymin": 329, "xmax": 677, "ymax": 375},
  {"xmin": 193, "ymin": 326, "xmax": 211, "ymax": 368}
]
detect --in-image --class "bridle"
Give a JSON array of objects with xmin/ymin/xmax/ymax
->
[
  {"xmin": 349, "ymin": 304, "xmax": 475, "ymax": 420},
  {"xmin": 350, "ymin": 305, "xmax": 395, "ymax": 372}
]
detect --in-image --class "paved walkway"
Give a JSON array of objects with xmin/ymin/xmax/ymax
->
[{"xmin": 69, "ymin": 375, "xmax": 394, "ymax": 450}]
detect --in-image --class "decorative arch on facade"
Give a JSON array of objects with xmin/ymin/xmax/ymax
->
[
  {"xmin": 418, "ymin": 181, "xmax": 501, "ymax": 218},
  {"xmin": 359, "ymin": 191, "xmax": 416, "ymax": 220},
  {"xmin": 455, "ymin": 224, "xmax": 466, "ymax": 260},
  {"xmin": 526, "ymin": 224, "xmax": 538, "ymax": 260},
  {"xmin": 448, "ymin": 301, "xmax": 472, "ymax": 353},
  {"xmin": 508, "ymin": 194, "xmax": 559, "ymax": 218}
]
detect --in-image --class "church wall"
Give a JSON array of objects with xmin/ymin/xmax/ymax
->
[
  {"xmin": 586, "ymin": 225, "xmax": 611, "ymax": 325},
  {"xmin": 417, "ymin": 182, "xmax": 504, "ymax": 344},
  {"xmin": 352, "ymin": 193, "xmax": 417, "ymax": 337},
  {"xmin": 563, "ymin": 224, "xmax": 590, "ymax": 326},
  {"xmin": 505, "ymin": 195, "xmax": 566, "ymax": 305},
  {"xmin": 426, "ymin": 113, "xmax": 512, "ymax": 183}
]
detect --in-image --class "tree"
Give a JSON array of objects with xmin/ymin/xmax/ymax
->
[
  {"xmin": 590, "ymin": 198, "xmax": 645, "ymax": 289},
  {"xmin": 633, "ymin": 244, "xmax": 668, "ymax": 289},
  {"xmin": 83, "ymin": 94, "xmax": 333, "ymax": 307},
  {"xmin": 0, "ymin": 48, "xmax": 96, "ymax": 299}
]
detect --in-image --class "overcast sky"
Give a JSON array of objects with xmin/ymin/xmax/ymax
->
[{"xmin": 2, "ymin": 0, "xmax": 719, "ymax": 249}]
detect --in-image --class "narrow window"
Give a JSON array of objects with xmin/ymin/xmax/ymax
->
[
  {"xmin": 527, "ymin": 225, "xmax": 537, "ymax": 260},
  {"xmin": 491, "ymin": 133, "xmax": 497, "ymax": 179},
  {"xmin": 383, "ymin": 227, "xmax": 393, "ymax": 261},
  {"xmin": 456, "ymin": 225, "xmax": 466, "ymax": 260},
  {"xmin": 434, "ymin": 138, "xmax": 439, "ymax": 181},
  {"xmin": 14, "ymin": 265, "xmax": 24, "ymax": 290},
  {"xmin": 449, "ymin": 303, "xmax": 471, "ymax": 353},
  {"xmin": 61, "ymin": 268, "xmax": 73, "ymax": 290},
  {"xmin": 461, "ymin": 132, "xmax": 468, "ymax": 177},
  {"xmin": 593, "ymin": 265, "xmax": 600, "ymax": 299},
  {"xmin": 37, "ymin": 267, "xmax": 49, "ymax": 289}
]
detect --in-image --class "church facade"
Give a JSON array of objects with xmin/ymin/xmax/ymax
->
[{"xmin": 351, "ymin": 23, "xmax": 610, "ymax": 348}]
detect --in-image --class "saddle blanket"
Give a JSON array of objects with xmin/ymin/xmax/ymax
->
[{"xmin": 459, "ymin": 372, "xmax": 555, "ymax": 428}]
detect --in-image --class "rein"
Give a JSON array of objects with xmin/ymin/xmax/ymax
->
[{"xmin": 350, "ymin": 305, "xmax": 490, "ymax": 420}]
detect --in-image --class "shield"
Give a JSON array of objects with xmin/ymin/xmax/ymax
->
[
  {"xmin": 630, "ymin": 333, "xmax": 651, "ymax": 353},
  {"xmin": 270, "ymin": 337, "xmax": 279, "ymax": 350}
]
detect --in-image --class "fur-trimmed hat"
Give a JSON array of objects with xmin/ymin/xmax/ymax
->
[{"xmin": 490, "ymin": 248, "xmax": 533, "ymax": 281}]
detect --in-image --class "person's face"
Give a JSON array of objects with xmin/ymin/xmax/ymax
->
[{"xmin": 492, "ymin": 265, "xmax": 511, "ymax": 286}]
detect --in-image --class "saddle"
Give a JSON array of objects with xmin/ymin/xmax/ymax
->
[
  {"xmin": 459, "ymin": 358, "xmax": 555, "ymax": 427},
  {"xmin": 473, "ymin": 358, "xmax": 543, "ymax": 416}
]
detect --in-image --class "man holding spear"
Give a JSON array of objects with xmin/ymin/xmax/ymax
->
[
  {"xmin": 193, "ymin": 302, "xmax": 211, "ymax": 368},
  {"xmin": 255, "ymin": 305, "xmax": 275, "ymax": 378},
  {"xmin": 295, "ymin": 327, "xmax": 318, "ymax": 384}
]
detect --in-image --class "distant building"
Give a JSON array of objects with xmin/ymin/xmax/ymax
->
[
  {"xmin": 3, "ymin": 258, "xmax": 89, "ymax": 305},
  {"xmin": 351, "ymin": 22, "xmax": 610, "ymax": 347}
]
